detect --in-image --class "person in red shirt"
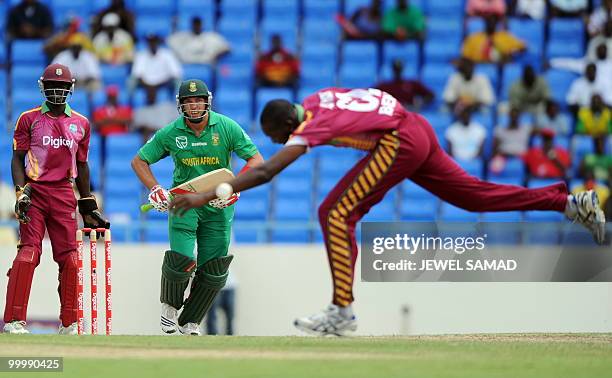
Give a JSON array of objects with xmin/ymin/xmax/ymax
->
[
  {"xmin": 374, "ymin": 59, "xmax": 434, "ymax": 110},
  {"xmin": 255, "ymin": 34, "xmax": 300, "ymax": 88},
  {"xmin": 92, "ymin": 85, "xmax": 133, "ymax": 136},
  {"xmin": 171, "ymin": 87, "xmax": 606, "ymax": 335},
  {"xmin": 4, "ymin": 64, "xmax": 110, "ymax": 335},
  {"xmin": 523, "ymin": 128, "xmax": 571, "ymax": 179}
]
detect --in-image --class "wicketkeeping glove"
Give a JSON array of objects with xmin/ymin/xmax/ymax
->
[
  {"xmin": 14, "ymin": 184, "xmax": 32, "ymax": 224},
  {"xmin": 209, "ymin": 192, "xmax": 240, "ymax": 209},
  {"xmin": 78, "ymin": 196, "xmax": 111, "ymax": 236},
  {"xmin": 148, "ymin": 185, "xmax": 171, "ymax": 212}
]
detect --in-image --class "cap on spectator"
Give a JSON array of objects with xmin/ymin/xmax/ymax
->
[
  {"xmin": 106, "ymin": 85, "xmax": 119, "ymax": 97},
  {"xmin": 540, "ymin": 128, "xmax": 556, "ymax": 138},
  {"xmin": 102, "ymin": 13, "xmax": 120, "ymax": 27}
]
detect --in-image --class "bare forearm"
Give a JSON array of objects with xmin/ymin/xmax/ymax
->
[
  {"xmin": 131, "ymin": 156, "xmax": 158, "ymax": 190},
  {"xmin": 11, "ymin": 151, "xmax": 27, "ymax": 188},
  {"xmin": 76, "ymin": 161, "xmax": 92, "ymax": 197}
]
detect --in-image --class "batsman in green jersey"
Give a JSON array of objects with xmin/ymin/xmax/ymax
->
[{"xmin": 131, "ymin": 79, "xmax": 263, "ymax": 335}]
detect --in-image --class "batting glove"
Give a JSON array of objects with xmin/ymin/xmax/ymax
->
[
  {"xmin": 14, "ymin": 184, "xmax": 32, "ymax": 224},
  {"xmin": 148, "ymin": 185, "xmax": 171, "ymax": 212},
  {"xmin": 209, "ymin": 192, "xmax": 240, "ymax": 209},
  {"xmin": 78, "ymin": 195, "xmax": 111, "ymax": 237}
]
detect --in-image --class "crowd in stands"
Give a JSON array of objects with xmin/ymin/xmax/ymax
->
[{"xmin": 0, "ymin": 0, "xmax": 610, "ymax": 243}]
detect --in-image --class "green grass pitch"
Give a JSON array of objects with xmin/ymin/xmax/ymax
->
[{"xmin": 1, "ymin": 334, "xmax": 611, "ymax": 378}]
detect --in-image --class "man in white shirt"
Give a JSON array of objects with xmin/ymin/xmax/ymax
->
[
  {"xmin": 443, "ymin": 58, "xmax": 495, "ymax": 114},
  {"xmin": 587, "ymin": 20, "xmax": 612, "ymax": 61},
  {"xmin": 92, "ymin": 12, "xmax": 134, "ymax": 65},
  {"xmin": 131, "ymin": 33, "xmax": 183, "ymax": 96},
  {"xmin": 52, "ymin": 38, "xmax": 101, "ymax": 91},
  {"xmin": 168, "ymin": 16, "xmax": 230, "ymax": 65},
  {"xmin": 566, "ymin": 63, "xmax": 606, "ymax": 111},
  {"xmin": 445, "ymin": 107, "xmax": 487, "ymax": 161},
  {"xmin": 588, "ymin": 0, "xmax": 612, "ymax": 36}
]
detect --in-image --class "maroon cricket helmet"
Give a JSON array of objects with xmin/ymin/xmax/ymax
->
[{"xmin": 38, "ymin": 63, "xmax": 75, "ymax": 105}]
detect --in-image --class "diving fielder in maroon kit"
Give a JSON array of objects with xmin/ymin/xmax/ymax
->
[
  {"xmin": 3, "ymin": 63, "xmax": 110, "ymax": 334},
  {"xmin": 171, "ymin": 87, "xmax": 606, "ymax": 336}
]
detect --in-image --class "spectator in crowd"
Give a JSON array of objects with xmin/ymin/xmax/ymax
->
[
  {"xmin": 566, "ymin": 63, "xmax": 606, "ymax": 113},
  {"xmin": 605, "ymin": 177, "xmax": 612, "ymax": 220},
  {"xmin": 592, "ymin": 44, "xmax": 612, "ymax": 103},
  {"xmin": 581, "ymin": 136, "xmax": 611, "ymax": 181},
  {"xmin": 511, "ymin": 0, "xmax": 546, "ymax": 19},
  {"xmin": 255, "ymin": 34, "xmax": 300, "ymax": 88},
  {"xmin": 442, "ymin": 57, "xmax": 495, "ymax": 114},
  {"xmin": 381, "ymin": 0, "xmax": 426, "ymax": 41},
  {"xmin": 131, "ymin": 34, "xmax": 183, "ymax": 98},
  {"xmin": 588, "ymin": 0, "xmax": 612, "ymax": 36},
  {"xmin": 509, "ymin": 65, "xmax": 550, "ymax": 115},
  {"xmin": 523, "ymin": 128, "xmax": 570, "ymax": 179},
  {"xmin": 132, "ymin": 90, "xmax": 177, "ymax": 141},
  {"xmin": 462, "ymin": 15, "xmax": 526, "ymax": 63},
  {"xmin": 493, "ymin": 107, "xmax": 532, "ymax": 158},
  {"xmin": 92, "ymin": 0, "xmax": 135, "ymax": 37},
  {"xmin": 92, "ymin": 12, "xmax": 134, "ymax": 65},
  {"xmin": 43, "ymin": 16, "xmax": 93, "ymax": 60},
  {"xmin": 92, "ymin": 85, "xmax": 132, "ymax": 137},
  {"xmin": 374, "ymin": 59, "xmax": 434, "ymax": 110},
  {"xmin": 445, "ymin": 107, "xmax": 487, "ymax": 161},
  {"xmin": 168, "ymin": 16, "xmax": 230, "ymax": 65},
  {"xmin": 6, "ymin": 0, "xmax": 53, "ymax": 40},
  {"xmin": 205, "ymin": 273, "xmax": 236, "ymax": 335},
  {"xmin": 466, "ymin": 0, "xmax": 507, "ymax": 18},
  {"xmin": 576, "ymin": 94, "xmax": 612, "ymax": 137},
  {"xmin": 52, "ymin": 35, "xmax": 101, "ymax": 92},
  {"xmin": 535, "ymin": 99, "xmax": 570, "ymax": 135},
  {"xmin": 337, "ymin": 0, "xmax": 383, "ymax": 40},
  {"xmin": 587, "ymin": 20, "xmax": 612, "ymax": 61},
  {"xmin": 548, "ymin": 0, "xmax": 588, "ymax": 18},
  {"xmin": 572, "ymin": 169, "xmax": 609, "ymax": 211}
]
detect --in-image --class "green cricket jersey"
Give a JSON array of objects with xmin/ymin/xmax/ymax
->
[{"xmin": 137, "ymin": 111, "xmax": 258, "ymax": 219}]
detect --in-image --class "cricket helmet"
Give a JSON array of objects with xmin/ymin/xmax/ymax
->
[
  {"xmin": 38, "ymin": 63, "xmax": 75, "ymax": 105},
  {"xmin": 176, "ymin": 79, "xmax": 212, "ymax": 122}
]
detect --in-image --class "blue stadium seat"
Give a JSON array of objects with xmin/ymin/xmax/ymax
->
[
  {"xmin": 571, "ymin": 134, "xmax": 594, "ymax": 171},
  {"xmin": 400, "ymin": 198, "xmax": 437, "ymax": 221},
  {"xmin": 234, "ymin": 196, "xmax": 269, "ymax": 221},
  {"xmin": 302, "ymin": 19, "xmax": 340, "ymax": 44},
  {"xmin": 273, "ymin": 198, "xmax": 312, "ymax": 221},
  {"xmin": 547, "ymin": 40, "xmax": 584, "ymax": 59},
  {"xmin": 420, "ymin": 111, "xmax": 452, "ymax": 135},
  {"xmin": 259, "ymin": 19, "xmax": 298, "ymax": 52},
  {"xmin": 100, "ymin": 64, "xmax": 129, "ymax": 88},
  {"xmin": 424, "ymin": 39, "xmax": 461, "ymax": 64},
  {"xmin": 219, "ymin": 0, "xmax": 257, "ymax": 21},
  {"xmin": 422, "ymin": 63, "xmax": 454, "ymax": 94},
  {"xmin": 301, "ymin": 61, "xmax": 336, "ymax": 89},
  {"xmin": 304, "ymin": 0, "xmax": 340, "ymax": 19},
  {"xmin": 466, "ymin": 17, "xmax": 485, "ymax": 34},
  {"xmin": 508, "ymin": 18, "xmax": 544, "ymax": 63},
  {"xmin": 177, "ymin": 10, "xmax": 215, "ymax": 31},
  {"xmin": 132, "ymin": 0, "xmax": 174, "ymax": 14},
  {"xmin": 427, "ymin": 18, "xmax": 462, "ymax": 40},
  {"xmin": 500, "ymin": 63, "xmax": 523, "ymax": 101},
  {"xmin": 456, "ymin": 159, "xmax": 484, "ymax": 178},
  {"xmin": 342, "ymin": 41, "xmax": 377, "ymax": 64},
  {"xmin": 344, "ymin": 0, "xmax": 369, "ymax": 15},
  {"xmin": 475, "ymin": 64, "xmax": 499, "ymax": 90},
  {"xmin": 301, "ymin": 42, "xmax": 337, "ymax": 68},
  {"xmin": 182, "ymin": 64, "xmax": 213, "ymax": 84},
  {"xmin": 481, "ymin": 211, "xmax": 523, "ymax": 222},
  {"xmin": 279, "ymin": 156, "xmax": 315, "ymax": 178},
  {"xmin": 218, "ymin": 18, "xmax": 255, "ymax": 44},
  {"xmin": 545, "ymin": 69, "xmax": 579, "ymax": 104},
  {"xmin": 549, "ymin": 18, "xmax": 585, "ymax": 51},
  {"xmin": 135, "ymin": 16, "xmax": 173, "ymax": 39},
  {"xmin": 270, "ymin": 229, "xmax": 311, "ymax": 243},
  {"xmin": 255, "ymin": 88, "xmax": 294, "ymax": 119},
  {"xmin": 11, "ymin": 39, "xmax": 45, "ymax": 64},
  {"xmin": 216, "ymin": 61, "xmax": 254, "ymax": 86},
  {"xmin": 426, "ymin": 0, "xmax": 463, "ymax": 16},
  {"xmin": 439, "ymin": 203, "xmax": 480, "ymax": 222},
  {"xmin": 105, "ymin": 133, "xmax": 143, "ymax": 158},
  {"xmin": 50, "ymin": 0, "xmax": 90, "ymax": 26},
  {"xmin": 362, "ymin": 198, "xmax": 397, "ymax": 221},
  {"xmin": 382, "ymin": 41, "xmax": 419, "ymax": 75},
  {"xmin": 263, "ymin": 0, "xmax": 299, "ymax": 19},
  {"xmin": 488, "ymin": 157, "xmax": 525, "ymax": 180},
  {"xmin": 339, "ymin": 62, "xmax": 377, "ymax": 87}
]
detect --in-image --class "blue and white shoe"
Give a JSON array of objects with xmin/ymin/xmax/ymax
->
[
  {"xmin": 566, "ymin": 190, "xmax": 606, "ymax": 244},
  {"xmin": 160, "ymin": 303, "xmax": 178, "ymax": 334},
  {"xmin": 294, "ymin": 304, "xmax": 358, "ymax": 336},
  {"xmin": 3, "ymin": 320, "xmax": 29, "ymax": 334}
]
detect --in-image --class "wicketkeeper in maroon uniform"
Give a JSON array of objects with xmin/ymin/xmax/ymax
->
[
  {"xmin": 3, "ymin": 64, "xmax": 110, "ymax": 334},
  {"xmin": 171, "ymin": 87, "xmax": 606, "ymax": 336}
]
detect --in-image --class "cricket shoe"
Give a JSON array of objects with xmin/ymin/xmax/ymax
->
[
  {"xmin": 294, "ymin": 304, "xmax": 358, "ymax": 336},
  {"xmin": 566, "ymin": 190, "xmax": 606, "ymax": 245},
  {"xmin": 3, "ymin": 320, "xmax": 30, "ymax": 334},
  {"xmin": 160, "ymin": 303, "xmax": 178, "ymax": 334},
  {"xmin": 178, "ymin": 323, "xmax": 201, "ymax": 336},
  {"xmin": 58, "ymin": 322, "xmax": 78, "ymax": 335}
]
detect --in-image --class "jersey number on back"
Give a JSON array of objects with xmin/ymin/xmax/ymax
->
[{"xmin": 322, "ymin": 89, "xmax": 396, "ymax": 116}]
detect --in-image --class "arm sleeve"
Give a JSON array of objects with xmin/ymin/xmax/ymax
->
[
  {"xmin": 229, "ymin": 120, "xmax": 259, "ymax": 160},
  {"xmin": 77, "ymin": 121, "xmax": 91, "ymax": 162},
  {"xmin": 12, "ymin": 113, "xmax": 31, "ymax": 151},
  {"xmin": 137, "ymin": 130, "xmax": 169, "ymax": 164}
]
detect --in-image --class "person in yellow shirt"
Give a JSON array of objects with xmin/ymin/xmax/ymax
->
[
  {"xmin": 572, "ymin": 170, "xmax": 610, "ymax": 211},
  {"xmin": 462, "ymin": 16, "xmax": 526, "ymax": 63},
  {"xmin": 576, "ymin": 94, "xmax": 612, "ymax": 137}
]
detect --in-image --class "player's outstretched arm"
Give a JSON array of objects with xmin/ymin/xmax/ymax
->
[{"xmin": 170, "ymin": 145, "xmax": 306, "ymax": 214}]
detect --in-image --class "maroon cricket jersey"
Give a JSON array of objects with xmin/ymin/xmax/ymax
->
[
  {"xmin": 12, "ymin": 103, "xmax": 90, "ymax": 182},
  {"xmin": 287, "ymin": 87, "xmax": 410, "ymax": 151}
]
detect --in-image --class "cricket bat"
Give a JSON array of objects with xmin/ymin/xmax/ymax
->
[{"xmin": 141, "ymin": 168, "xmax": 235, "ymax": 212}]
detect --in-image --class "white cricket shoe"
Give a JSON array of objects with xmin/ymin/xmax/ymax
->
[
  {"xmin": 179, "ymin": 322, "xmax": 200, "ymax": 336},
  {"xmin": 160, "ymin": 303, "xmax": 178, "ymax": 334},
  {"xmin": 58, "ymin": 322, "xmax": 78, "ymax": 335},
  {"xmin": 294, "ymin": 304, "xmax": 358, "ymax": 336},
  {"xmin": 566, "ymin": 190, "xmax": 606, "ymax": 244},
  {"xmin": 3, "ymin": 320, "xmax": 30, "ymax": 334}
]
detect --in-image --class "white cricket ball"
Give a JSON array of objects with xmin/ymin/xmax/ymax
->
[{"xmin": 216, "ymin": 183, "xmax": 233, "ymax": 200}]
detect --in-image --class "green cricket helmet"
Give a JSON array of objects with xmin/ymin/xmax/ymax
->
[{"xmin": 176, "ymin": 79, "xmax": 212, "ymax": 122}]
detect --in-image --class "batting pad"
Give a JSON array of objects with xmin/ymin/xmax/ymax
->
[{"xmin": 160, "ymin": 250, "xmax": 196, "ymax": 310}]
